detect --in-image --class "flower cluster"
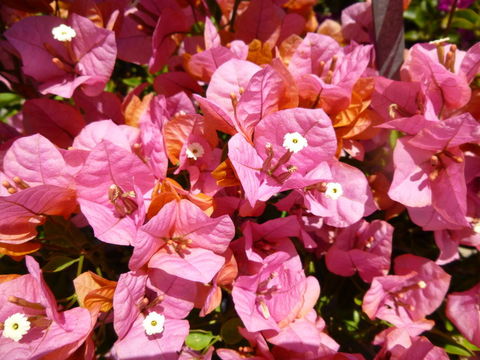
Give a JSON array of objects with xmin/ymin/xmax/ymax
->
[{"xmin": 0, "ymin": 0, "xmax": 479, "ymax": 359}]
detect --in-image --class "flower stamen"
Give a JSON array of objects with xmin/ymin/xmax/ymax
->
[{"xmin": 108, "ymin": 184, "xmax": 138, "ymax": 218}]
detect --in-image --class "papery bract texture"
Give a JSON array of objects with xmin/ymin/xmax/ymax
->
[{"xmin": 5, "ymin": 14, "xmax": 116, "ymax": 97}]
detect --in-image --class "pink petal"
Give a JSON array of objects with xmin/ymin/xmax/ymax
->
[
  {"xmin": 408, "ymin": 113, "xmax": 480, "ymax": 151},
  {"xmin": 75, "ymin": 140, "xmax": 153, "ymax": 245},
  {"xmin": 446, "ymin": 282, "xmax": 480, "ymax": 347},
  {"xmin": 149, "ymin": 248, "xmax": 225, "ymax": 283},
  {"xmin": 153, "ymin": 71, "xmax": 203, "ymax": 97},
  {"xmin": 288, "ymin": 33, "xmax": 339, "ymax": 78},
  {"xmin": 430, "ymin": 152, "xmax": 469, "ymax": 228},
  {"xmin": 113, "ymin": 271, "xmax": 148, "ymax": 340},
  {"xmin": 235, "ymin": 0, "xmax": 284, "ymax": 46},
  {"xmin": 25, "ymin": 256, "xmax": 63, "ymax": 327},
  {"xmin": 186, "ymin": 47, "xmax": 235, "ymax": 83},
  {"xmin": 228, "ymin": 133, "xmax": 273, "ymax": 206},
  {"xmin": 149, "ymin": 7, "xmax": 191, "ymax": 72},
  {"xmin": 68, "ymin": 13, "xmax": 117, "ymax": 96},
  {"xmin": 22, "ymin": 99, "xmax": 85, "ymax": 148},
  {"xmin": 204, "ymin": 17, "xmax": 220, "ymax": 49},
  {"xmin": 130, "ymin": 201, "xmax": 177, "ymax": 270},
  {"xmin": 175, "ymin": 199, "xmax": 234, "ymax": 253},
  {"xmin": 389, "ymin": 138, "xmax": 432, "ymax": 208},
  {"xmin": 236, "ymin": 65, "xmax": 289, "ymax": 139},
  {"xmin": 73, "ymin": 120, "xmax": 138, "ymax": 152},
  {"xmin": 206, "ymin": 59, "xmax": 261, "ymax": 121},
  {"xmin": 112, "ymin": 316, "xmax": 189, "ymax": 360},
  {"xmin": 460, "ymin": 42, "xmax": 480, "ymax": 83},
  {"xmin": 0, "ymin": 185, "xmax": 76, "ymax": 243},
  {"xmin": 148, "ymin": 269, "xmax": 196, "ymax": 319},
  {"xmin": 4, "ymin": 134, "xmax": 72, "ymax": 187},
  {"xmin": 394, "ymin": 254, "xmax": 451, "ymax": 318},
  {"xmin": 254, "ymin": 108, "xmax": 337, "ymax": 171}
]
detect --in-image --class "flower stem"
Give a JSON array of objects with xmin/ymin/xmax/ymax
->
[{"xmin": 445, "ymin": 0, "xmax": 458, "ymax": 33}]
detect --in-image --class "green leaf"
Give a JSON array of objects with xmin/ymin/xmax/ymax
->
[
  {"xmin": 185, "ymin": 331, "xmax": 215, "ymax": 351},
  {"xmin": 444, "ymin": 343, "xmax": 473, "ymax": 356},
  {"xmin": 453, "ymin": 335, "xmax": 480, "ymax": 352},
  {"xmin": 192, "ymin": 21, "xmax": 205, "ymax": 35},
  {"xmin": 353, "ymin": 309, "xmax": 360, "ymax": 324},
  {"xmin": 220, "ymin": 318, "xmax": 243, "ymax": 345},
  {"xmin": 444, "ymin": 319, "xmax": 454, "ymax": 332},
  {"xmin": 43, "ymin": 256, "xmax": 79, "ymax": 272},
  {"xmin": 122, "ymin": 77, "xmax": 143, "ymax": 87},
  {"xmin": 450, "ymin": 18, "xmax": 474, "ymax": 30},
  {"xmin": 404, "ymin": 8, "xmax": 427, "ymax": 27},
  {"xmin": 344, "ymin": 320, "xmax": 358, "ymax": 331},
  {"xmin": 104, "ymin": 80, "xmax": 116, "ymax": 93},
  {"xmin": 405, "ymin": 30, "xmax": 422, "ymax": 42},
  {"xmin": 454, "ymin": 9, "xmax": 480, "ymax": 24},
  {"xmin": 389, "ymin": 130, "xmax": 401, "ymax": 149},
  {"xmin": 0, "ymin": 109, "xmax": 19, "ymax": 123},
  {"xmin": 0, "ymin": 93, "xmax": 21, "ymax": 107}
]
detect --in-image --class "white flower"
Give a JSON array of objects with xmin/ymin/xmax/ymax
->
[
  {"xmin": 142, "ymin": 311, "xmax": 165, "ymax": 336},
  {"xmin": 473, "ymin": 221, "xmax": 480, "ymax": 234},
  {"xmin": 417, "ymin": 280, "xmax": 427, "ymax": 289},
  {"xmin": 52, "ymin": 24, "xmax": 76, "ymax": 42},
  {"xmin": 186, "ymin": 143, "xmax": 205, "ymax": 160},
  {"xmin": 324, "ymin": 182, "xmax": 343, "ymax": 200},
  {"xmin": 2, "ymin": 313, "xmax": 31, "ymax": 342},
  {"xmin": 282, "ymin": 132, "xmax": 308, "ymax": 153}
]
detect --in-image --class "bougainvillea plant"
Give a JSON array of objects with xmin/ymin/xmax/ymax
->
[{"xmin": 0, "ymin": 0, "xmax": 479, "ymax": 359}]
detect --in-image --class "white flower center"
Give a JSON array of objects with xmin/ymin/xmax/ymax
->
[
  {"xmin": 52, "ymin": 24, "xmax": 76, "ymax": 42},
  {"xmin": 2, "ymin": 313, "xmax": 31, "ymax": 342},
  {"xmin": 324, "ymin": 182, "xmax": 343, "ymax": 200},
  {"xmin": 186, "ymin": 143, "xmax": 205, "ymax": 160},
  {"xmin": 417, "ymin": 280, "xmax": 427, "ymax": 289},
  {"xmin": 473, "ymin": 221, "xmax": 480, "ymax": 234},
  {"xmin": 143, "ymin": 311, "xmax": 165, "ymax": 336},
  {"xmin": 282, "ymin": 132, "xmax": 308, "ymax": 153}
]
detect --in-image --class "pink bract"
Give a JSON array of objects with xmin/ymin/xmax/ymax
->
[
  {"xmin": 0, "ymin": 256, "xmax": 92, "ymax": 359},
  {"xmin": 446, "ymin": 282, "xmax": 480, "ymax": 347},
  {"xmin": 130, "ymin": 199, "xmax": 234, "ymax": 284},
  {"xmin": 5, "ymin": 14, "xmax": 116, "ymax": 98},
  {"xmin": 75, "ymin": 140, "xmax": 154, "ymax": 245},
  {"xmin": 325, "ymin": 219, "xmax": 393, "ymax": 282},
  {"xmin": 363, "ymin": 254, "xmax": 450, "ymax": 328}
]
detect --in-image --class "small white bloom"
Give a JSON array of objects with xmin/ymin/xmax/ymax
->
[
  {"xmin": 186, "ymin": 143, "xmax": 205, "ymax": 160},
  {"xmin": 142, "ymin": 311, "xmax": 165, "ymax": 336},
  {"xmin": 2, "ymin": 313, "xmax": 31, "ymax": 342},
  {"xmin": 282, "ymin": 132, "xmax": 308, "ymax": 153},
  {"xmin": 52, "ymin": 24, "xmax": 76, "ymax": 42},
  {"xmin": 324, "ymin": 182, "xmax": 343, "ymax": 200},
  {"xmin": 473, "ymin": 221, "xmax": 480, "ymax": 234},
  {"xmin": 417, "ymin": 280, "xmax": 427, "ymax": 289}
]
